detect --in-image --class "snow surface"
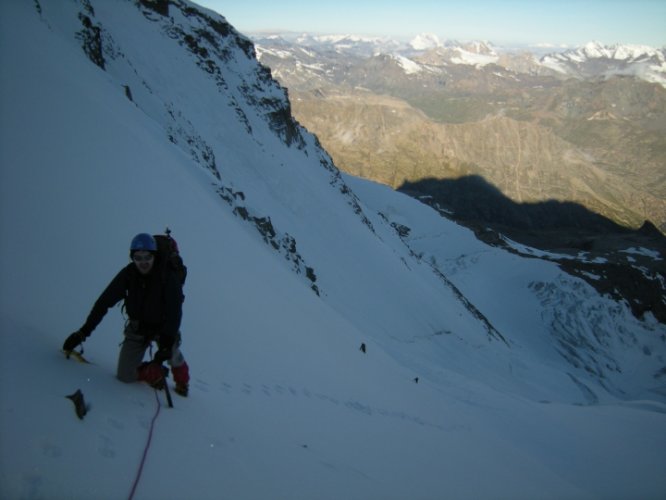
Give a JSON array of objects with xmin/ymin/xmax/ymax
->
[{"xmin": 1, "ymin": 1, "xmax": 665, "ymax": 499}]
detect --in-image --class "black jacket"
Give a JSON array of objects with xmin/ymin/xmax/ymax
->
[{"xmin": 80, "ymin": 260, "xmax": 183, "ymax": 343}]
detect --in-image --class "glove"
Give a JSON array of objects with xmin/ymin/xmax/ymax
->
[
  {"xmin": 63, "ymin": 331, "xmax": 85, "ymax": 352},
  {"xmin": 153, "ymin": 336, "xmax": 174, "ymax": 363},
  {"xmin": 153, "ymin": 346, "xmax": 172, "ymax": 364}
]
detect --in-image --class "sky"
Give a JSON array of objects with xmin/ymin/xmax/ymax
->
[{"xmin": 196, "ymin": 0, "xmax": 666, "ymax": 48}]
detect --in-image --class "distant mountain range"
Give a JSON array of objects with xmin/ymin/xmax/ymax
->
[
  {"xmin": 540, "ymin": 42, "xmax": 666, "ymax": 86},
  {"xmin": 254, "ymin": 32, "xmax": 666, "ymax": 87},
  {"xmin": 251, "ymin": 32, "xmax": 666, "ymax": 235}
]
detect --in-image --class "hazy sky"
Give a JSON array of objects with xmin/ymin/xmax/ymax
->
[{"xmin": 195, "ymin": 0, "xmax": 666, "ymax": 48}]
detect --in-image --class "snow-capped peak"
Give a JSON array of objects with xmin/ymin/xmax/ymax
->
[
  {"xmin": 409, "ymin": 33, "xmax": 443, "ymax": 50},
  {"xmin": 549, "ymin": 41, "xmax": 665, "ymax": 63},
  {"xmin": 539, "ymin": 41, "xmax": 666, "ymax": 85},
  {"xmin": 578, "ymin": 41, "xmax": 663, "ymax": 61},
  {"xmin": 459, "ymin": 40, "xmax": 496, "ymax": 55}
]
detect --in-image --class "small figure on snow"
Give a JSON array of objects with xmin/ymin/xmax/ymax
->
[{"xmin": 63, "ymin": 233, "xmax": 190, "ymax": 396}]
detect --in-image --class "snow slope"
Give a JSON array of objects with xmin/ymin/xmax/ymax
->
[{"xmin": 1, "ymin": 1, "xmax": 665, "ymax": 499}]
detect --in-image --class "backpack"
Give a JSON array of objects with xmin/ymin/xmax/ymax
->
[{"xmin": 153, "ymin": 229, "xmax": 187, "ymax": 286}]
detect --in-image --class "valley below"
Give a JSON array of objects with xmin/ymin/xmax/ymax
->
[
  {"xmin": 254, "ymin": 35, "xmax": 666, "ymax": 234},
  {"xmin": 254, "ymin": 34, "xmax": 666, "ymax": 323}
]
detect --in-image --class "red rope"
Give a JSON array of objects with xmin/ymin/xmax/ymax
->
[{"xmin": 128, "ymin": 388, "xmax": 162, "ymax": 500}]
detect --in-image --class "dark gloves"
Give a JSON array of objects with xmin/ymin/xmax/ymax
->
[
  {"xmin": 63, "ymin": 330, "xmax": 86, "ymax": 352},
  {"xmin": 153, "ymin": 346, "xmax": 172, "ymax": 364},
  {"xmin": 153, "ymin": 336, "xmax": 174, "ymax": 364}
]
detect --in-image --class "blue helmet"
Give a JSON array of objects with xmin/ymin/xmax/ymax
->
[{"xmin": 130, "ymin": 233, "xmax": 157, "ymax": 252}]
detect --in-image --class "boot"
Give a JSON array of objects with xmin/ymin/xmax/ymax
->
[
  {"xmin": 174, "ymin": 382, "xmax": 188, "ymax": 397},
  {"xmin": 137, "ymin": 362, "xmax": 167, "ymax": 389},
  {"xmin": 172, "ymin": 362, "xmax": 190, "ymax": 397}
]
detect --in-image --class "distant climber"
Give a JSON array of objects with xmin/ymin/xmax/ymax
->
[{"xmin": 63, "ymin": 232, "xmax": 190, "ymax": 396}]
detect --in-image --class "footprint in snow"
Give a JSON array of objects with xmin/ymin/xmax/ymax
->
[
  {"xmin": 41, "ymin": 441, "xmax": 62, "ymax": 458},
  {"xmin": 193, "ymin": 378, "xmax": 210, "ymax": 393},
  {"xmin": 98, "ymin": 434, "xmax": 116, "ymax": 459}
]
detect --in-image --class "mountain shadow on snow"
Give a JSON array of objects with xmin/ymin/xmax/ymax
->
[
  {"xmin": 399, "ymin": 175, "xmax": 666, "ymax": 323},
  {"xmin": 399, "ymin": 175, "xmax": 663, "ymax": 236}
]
